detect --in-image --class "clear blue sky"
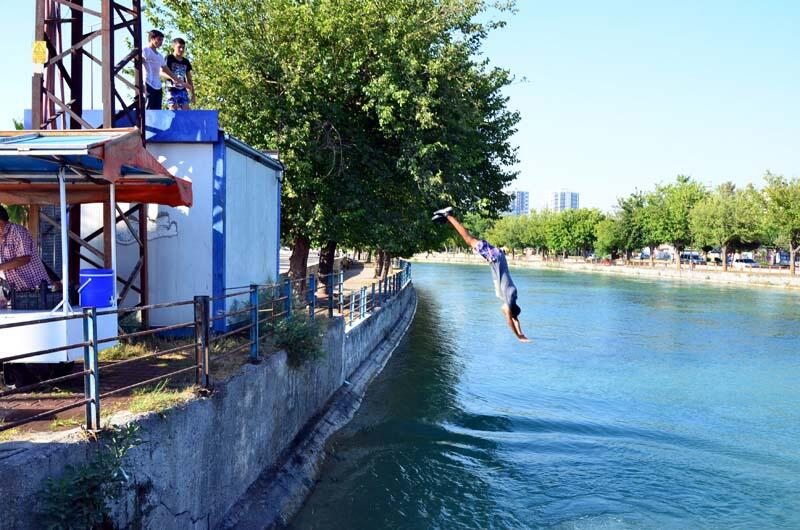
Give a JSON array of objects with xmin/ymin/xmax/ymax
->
[{"xmin": 2, "ymin": 1, "xmax": 798, "ymax": 211}]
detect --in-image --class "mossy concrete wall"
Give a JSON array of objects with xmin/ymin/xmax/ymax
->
[{"xmin": 0, "ymin": 282, "xmax": 416, "ymax": 530}]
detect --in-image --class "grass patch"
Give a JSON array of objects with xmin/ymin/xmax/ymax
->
[
  {"xmin": 27, "ymin": 388, "xmax": 77, "ymax": 399},
  {"xmin": 99, "ymin": 336, "xmax": 195, "ymax": 362},
  {"xmin": 0, "ymin": 428, "xmax": 21, "ymax": 442},
  {"xmin": 100, "ymin": 342, "xmax": 151, "ymax": 361},
  {"xmin": 128, "ymin": 380, "xmax": 197, "ymax": 414},
  {"xmin": 48, "ymin": 417, "xmax": 82, "ymax": 431}
]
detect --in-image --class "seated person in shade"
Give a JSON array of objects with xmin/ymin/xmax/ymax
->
[
  {"xmin": 0, "ymin": 205, "xmax": 52, "ymax": 301},
  {"xmin": 432, "ymin": 206, "xmax": 531, "ymax": 343}
]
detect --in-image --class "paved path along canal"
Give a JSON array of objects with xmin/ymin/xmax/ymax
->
[{"xmin": 292, "ymin": 262, "xmax": 800, "ymax": 529}]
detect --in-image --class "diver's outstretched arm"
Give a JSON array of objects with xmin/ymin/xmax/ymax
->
[{"xmin": 445, "ymin": 215, "xmax": 479, "ymax": 248}]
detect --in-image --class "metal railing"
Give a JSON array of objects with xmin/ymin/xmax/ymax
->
[{"xmin": 0, "ymin": 260, "xmax": 412, "ymax": 432}]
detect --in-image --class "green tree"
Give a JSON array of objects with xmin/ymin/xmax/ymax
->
[
  {"xmin": 655, "ymin": 175, "xmax": 708, "ymax": 270},
  {"xmin": 690, "ymin": 183, "xmax": 765, "ymax": 271},
  {"xmin": 641, "ymin": 188, "xmax": 667, "ymax": 267},
  {"xmin": 545, "ymin": 210, "xmax": 570, "ymax": 257},
  {"xmin": 523, "ymin": 210, "xmax": 550, "ymax": 255},
  {"xmin": 486, "ymin": 214, "xmax": 527, "ymax": 257},
  {"xmin": 594, "ymin": 217, "xmax": 623, "ymax": 258},
  {"xmin": 615, "ymin": 191, "xmax": 647, "ymax": 260},
  {"xmin": 545, "ymin": 208, "xmax": 604, "ymax": 257},
  {"xmin": 150, "ymin": 0, "xmax": 519, "ymax": 280},
  {"xmin": 763, "ymin": 172, "xmax": 800, "ymax": 274}
]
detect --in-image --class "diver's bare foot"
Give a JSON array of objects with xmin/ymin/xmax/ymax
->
[{"xmin": 518, "ymin": 336, "xmax": 533, "ymax": 343}]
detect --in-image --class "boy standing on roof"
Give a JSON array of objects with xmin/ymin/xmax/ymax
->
[
  {"xmin": 165, "ymin": 37, "xmax": 196, "ymax": 110},
  {"xmin": 432, "ymin": 206, "xmax": 531, "ymax": 343},
  {"xmin": 142, "ymin": 30, "xmax": 180, "ymax": 110}
]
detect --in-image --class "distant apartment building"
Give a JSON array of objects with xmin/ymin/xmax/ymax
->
[
  {"xmin": 508, "ymin": 190, "xmax": 530, "ymax": 215},
  {"xmin": 551, "ymin": 190, "xmax": 579, "ymax": 212}
]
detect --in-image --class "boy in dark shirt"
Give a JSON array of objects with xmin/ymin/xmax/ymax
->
[
  {"xmin": 432, "ymin": 206, "xmax": 531, "ymax": 342},
  {"xmin": 165, "ymin": 37, "xmax": 195, "ymax": 110}
]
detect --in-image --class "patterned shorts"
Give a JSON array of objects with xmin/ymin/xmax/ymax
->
[
  {"xmin": 474, "ymin": 240, "xmax": 502, "ymax": 263},
  {"xmin": 167, "ymin": 88, "xmax": 190, "ymax": 107}
]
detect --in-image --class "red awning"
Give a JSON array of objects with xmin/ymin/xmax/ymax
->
[{"xmin": 0, "ymin": 128, "xmax": 192, "ymax": 207}]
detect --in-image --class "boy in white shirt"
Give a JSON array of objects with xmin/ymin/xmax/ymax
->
[{"xmin": 142, "ymin": 30, "xmax": 179, "ymax": 110}]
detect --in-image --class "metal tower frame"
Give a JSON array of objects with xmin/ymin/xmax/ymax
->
[{"xmin": 30, "ymin": 0, "xmax": 150, "ymax": 325}]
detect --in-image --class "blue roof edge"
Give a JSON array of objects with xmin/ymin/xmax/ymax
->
[
  {"xmin": 24, "ymin": 109, "xmax": 220, "ymax": 143},
  {"xmin": 21, "ymin": 109, "xmax": 284, "ymax": 173},
  {"xmin": 222, "ymin": 133, "xmax": 284, "ymax": 174}
]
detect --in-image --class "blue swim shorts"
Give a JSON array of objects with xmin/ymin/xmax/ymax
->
[
  {"xmin": 167, "ymin": 88, "xmax": 190, "ymax": 107},
  {"xmin": 474, "ymin": 240, "xmax": 502, "ymax": 263}
]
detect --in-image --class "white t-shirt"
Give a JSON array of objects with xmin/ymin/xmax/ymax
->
[{"xmin": 143, "ymin": 47, "xmax": 166, "ymax": 90}]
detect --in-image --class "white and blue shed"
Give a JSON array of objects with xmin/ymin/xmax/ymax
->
[
  {"xmin": 141, "ymin": 111, "xmax": 283, "ymax": 330},
  {"xmin": 23, "ymin": 110, "xmax": 283, "ymax": 330}
]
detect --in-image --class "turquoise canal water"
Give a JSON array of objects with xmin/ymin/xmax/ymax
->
[{"xmin": 291, "ymin": 263, "xmax": 800, "ymax": 529}]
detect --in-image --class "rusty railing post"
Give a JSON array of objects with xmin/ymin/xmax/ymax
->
[
  {"xmin": 338, "ymin": 269, "xmax": 344, "ymax": 314},
  {"xmin": 308, "ymin": 274, "xmax": 316, "ymax": 319},
  {"xmin": 83, "ymin": 307, "xmax": 100, "ymax": 431},
  {"xmin": 194, "ymin": 295, "xmax": 210, "ymax": 387},
  {"xmin": 249, "ymin": 284, "xmax": 259, "ymax": 362},
  {"xmin": 327, "ymin": 272, "xmax": 334, "ymax": 317},
  {"xmin": 284, "ymin": 278, "xmax": 292, "ymax": 318}
]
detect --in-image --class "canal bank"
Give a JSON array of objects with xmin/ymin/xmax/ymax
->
[
  {"xmin": 0, "ymin": 280, "xmax": 416, "ymax": 529},
  {"xmin": 412, "ymin": 253, "xmax": 800, "ymax": 291}
]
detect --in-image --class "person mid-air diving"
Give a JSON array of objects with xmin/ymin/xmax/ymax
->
[{"xmin": 432, "ymin": 207, "xmax": 531, "ymax": 343}]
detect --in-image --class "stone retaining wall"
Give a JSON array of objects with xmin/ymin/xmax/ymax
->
[{"xmin": 0, "ymin": 282, "xmax": 416, "ymax": 530}]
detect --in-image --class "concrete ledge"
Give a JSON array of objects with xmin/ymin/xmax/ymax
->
[
  {"xmin": 0, "ymin": 283, "xmax": 417, "ymax": 530},
  {"xmin": 220, "ymin": 287, "xmax": 417, "ymax": 529}
]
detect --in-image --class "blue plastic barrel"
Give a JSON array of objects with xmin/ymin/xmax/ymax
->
[{"xmin": 79, "ymin": 269, "xmax": 115, "ymax": 308}]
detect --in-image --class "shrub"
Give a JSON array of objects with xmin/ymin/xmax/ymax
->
[
  {"xmin": 39, "ymin": 424, "xmax": 143, "ymax": 530},
  {"xmin": 272, "ymin": 314, "xmax": 324, "ymax": 367}
]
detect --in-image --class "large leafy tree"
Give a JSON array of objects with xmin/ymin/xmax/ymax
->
[
  {"xmin": 640, "ymin": 189, "xmax": 668, "ymax": 267},
  {"xmin": 545, "ymin": 208, "xmax": 604, "ymax": 257},
  {"xmin": 594, "ymin": 217, "xmax": 624, "ymax": 259},
  {"xmin": 690, "ymin": 182, "xmax": 764, "ymax": 271},
  {"xmin": 615, "ymin": 191, "xmax": 647, "ymax": 260},
  {"xmin": 149, "ymin": 0, "xmax": 519, "ymax": 280},
  {"xmin": 653, "ymin": 175, "xmax": 708, "ymax": 270},
  {"xmin": 523, "ymin": 210, "xmax": 550, "ymax": 255},
  {"xmin": 486, "ymin": 214, "xmax": 527, "ymax": 257},
  {"xmin": 763, "ymin": 172, "xmax": 800, "ymax": 274}
]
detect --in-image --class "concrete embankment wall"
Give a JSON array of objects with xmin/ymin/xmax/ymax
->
[
  {"xmin": 413, "ymin": 254, "xmax": 800, "ymax": 291},
  {"xmin": 0, "ymin": 283, "xmax": 416, "ymax": 530}
]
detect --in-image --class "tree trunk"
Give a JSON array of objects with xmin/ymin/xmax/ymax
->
[
  {"xmin": 791, "ymin": 244, "xmax": 797, "ymax": 276},
  {"xmin": 289, "ymin": 236, "xmax": 310, "ymax": 282},
  {"xmin": 374, "ymin": 249, "xmax": 384, "ymax": 278},
  {"xmin": 675, "ymin": 247, "xmax": 681, "ymax": 270},
  {"xmin": 649, "ymin": 245, "xmax": 656, "ymax": 268},
  {"xmin": 318, "ymin": 240, "xmax": 337, "ymax": 285},
  {"xmin": 381, "ymin": 251, "xmax": 392, "ymax": 279},
  {"xmin": 721, "ymin": 244, "xmax": 728, "ymax": 272},
  {"xmin": 366, "ymin": 249, "xmax": 372, "ymax": 263}
]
